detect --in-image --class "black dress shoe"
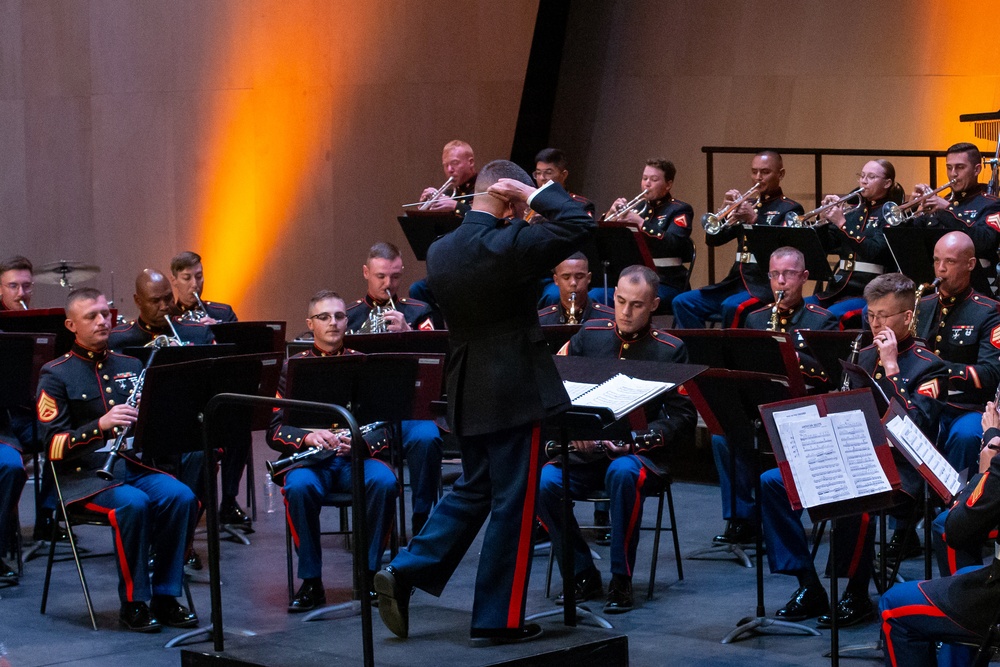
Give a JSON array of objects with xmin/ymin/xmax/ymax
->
[
  {"xmin": 219, "ymin": 499, "xmax": 253, "ymax": 529},
  {"xmin": 876, "ymin": 528, "xmax": 922, "ymax": 570},
  {"xmin": 374, "ymin": 566, "xmax": 410, "ymax": 638},
  {"xmin": 713, "ymin": 519, "xmax": 758, "ymax": 545},
  {"xmin": 288, "ymin": 579, "xmax": 326, "ymax": 613},
  {"xmin": 775, "ymin": 584, "xmax": 829, "ymax": 621},
  {"xmin": 149, "ymin": 596, "xmax": 199, "ymax": 628},
  {"xmin": 603, "ymin": 574, "xmax": 633, "ymax": 614},
  {"xmin": 184, "ymin": 547, "xmax": 203, "ymax": 571},
  {"xmin": 0, "ymin": 557, "xmax": 17, "ymax": 580},
  {"xmin": 470, "ymin": 623, "xmax": 542, "ymax": 647},
  {"xmin": 555, "ymin": 568, "xmax": 603, "ymax": 606},
  {"xmin": 120, "ymin": 601, "xmax": 162, "ymax": 633},
  {"xmin": 816, "ymin": 591, "xmax": 876, "ymax": 628}
]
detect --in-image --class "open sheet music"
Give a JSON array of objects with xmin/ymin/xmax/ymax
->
[
  {"xmin": 885, "ymin": 412, "xmax": 963, "ymax": 498},
  {"xmin": 774, "ymin": 407, "xmax": 892, "ymax": 508},
  {"xmin": 565, "ymin": 373, "xmax": 674, "ymax": 420}
]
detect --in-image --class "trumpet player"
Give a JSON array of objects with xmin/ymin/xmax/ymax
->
[
  {"xmin": 673, "ymin": 151, "xmax": 803, "ymax": 328},
  {"xmin": 417, "ymin": 139, "xmax": 477, "ymax": 215},
  {"xmin": 346, "ymin": 242, "xmax": 434, "ymax": 333},
  {"xmin": 601, "ymin": 158, "xmax": 693, "ymax": 310},
  {"xmin": 109, "ymin": 270, "xmax": 216, "ymax": 349},
  {"xmin": 36, "ymin": 288, "xmax": 199, "ymax": 632},
  {"xmin": 538, "ymin": 266, "xmax": 695, "ymax": 613},
  {"xmin": 169, "ymin": 251, "xmax": 238, "ymax": 324},
  {"xmin": 911, "ymin": 143, "xmax": 1000, "ymax": 296},
  {"xmin": 761, "ymin": 274, "xmax": 947, "ymax": 627},
  {"xmin": 536, "ymin": 253, "xmax": 613, "ymax": 325},
  {"xmin": 0, "ymin": 255, "xmax": 34, "ymax": 311},
  {"xmin": 267, "ymin": 290, "xmax": 399, "ymax": 612},
  {"xmin": 806, "ymin": 159, "xmax": 901, "ymax": 323}
]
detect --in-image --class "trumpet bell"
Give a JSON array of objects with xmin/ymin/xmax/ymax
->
[
  {"xmin": 784, "ymin": 211, "xmax": 803, "ymax": 227},
  {"xmin": 700, "ymin": 212, "xmax": 722, "ymax": 235},
  {"xmin": 882, "ymin": 201, "xmax": 907, "ymax": 227}
]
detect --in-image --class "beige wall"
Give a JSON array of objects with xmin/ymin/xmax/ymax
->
[
  {"xmin": 0, "ymin": 0, "xmax": 538, "ymax": 330},
  {"xmin": 551, "ymin": 0, "xmax": 1000, "ymax": 288}
]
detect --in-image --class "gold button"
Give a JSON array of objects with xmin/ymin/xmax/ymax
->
[
  {"xmin": 105, "ymin": 387, "xmax": 112, "ymax": 393},
  {"xmin": 936, "ymin": 335, "xmax": 942, "ymax": 341},
  {"xmin": 103, "ymin": 375, "xmax": 109, "ymax": 380},
  {"xmin": 98, "ymin": 363, "xmax": 103, "ymax": 369},
  {"xmin": 622, "ymin": 343, "xmax": 630, "ymax": 350},
  {"xmin": 875, "ymin": 373, "xmax": 882, "ymax": 379},
  {"xmin": 109, "ymin": 400, "xmax": 115, "ymax": 406},
  {"xmin": 900, "ymin": 388, "xmax": 906, "ymax": 393},
  {"xmin": 942, "ymin": 308, "xmax": 949, "ymax": 315},
  {"xmin": 82, "ymin": 393, "xmax": 87, "ymax": 399}
]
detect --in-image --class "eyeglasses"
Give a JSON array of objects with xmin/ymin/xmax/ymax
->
[
  {"xmin": 3, "ymin": 282, "xmax": 33, "ymax": 293},
  {"xmin": 866, "ymin": 309, "xmax": 909, "ymax": 324},
  {"xmin": 308, "ymin": 312, "xmax": 347, "ymax": 323},
  {"xmin": 857, "ymin": 172, "xmax": 887, "ymax": 182},
  {"xmin": 533, "ymin": 169, "xmax": 560, "ymax": 178},
  {"xmin": 766, "ymin": 270, "xmax": 803, "ymax": 280}
]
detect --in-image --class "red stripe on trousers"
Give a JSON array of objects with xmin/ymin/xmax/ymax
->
[
  {"xmin": 507, "ymin": 423, "xmax": 542, "ymax": 628},
  {"xmin": 839, "ymin": 309, "xmax": 863, "ymax": 331},
  {"xmin": 730, "ymin": 298, "xmax": 759, "ymax": 328},
  {"xmin": 846, "ymin": 512, "xmax": 870, "ymax": 578},
  {"xmin": 881, "ymin": 602, "xmax": 947, "ymax": 667},
  {"xmin": 623, "ymin": 465, "xmax": 648, "ymax": 578},
  {"xmin": 284, "ymin": 494, "xmax": 300, "ymax": 549},
  {"xmin": 83, "ymin": 501, "xmax": 136, "ymax": 603}
]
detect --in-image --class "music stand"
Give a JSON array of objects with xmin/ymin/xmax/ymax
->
[
  {"xmin": 744, "ymin": 226, "xmax": 833, "ymax": 282},
  {"xmin": 884, "ymin": 227, "xmax": 948, "ymax": 286},
  {"xmin": 121, "ymin": 343, "xmax": 239, "ymax": 366},
  {"xmin": 592, "ymin": 225, "xmax": 656, "ymax": 301},
  {"xmin": 0, "ymin": 308, "xmax": 82, "ymax": 357},
  {"xmin": 397, "ymin": 213, "xmax": 462, "ymax": 261},
  {"xmin": 799, "ymin": 330, "xmax": 868, "ymax": 387},
  {"xmin": 209, "ymin": 321, "xmax": 286, "ymax": 355},
  {"xmin": 674, "ymin": 329, "xmax": 808, "ymax": 397},
  {"xmin": 342, "ymin": 330, "xmax": 451, "ymax": 356},
  {"xmin": 540, "ymin": 324, "xmax": 581, "ymax": 354}
]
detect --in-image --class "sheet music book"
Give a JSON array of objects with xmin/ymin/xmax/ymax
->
[
  {"xmin": 884, "ymin": 407, "xmax": 963, "ymax": 501},
  {"xmin": 564, "ymin": 373, "xmax": 674, "ymax": 420},
  {"xmin": 773, "ymin": 406, "xmax": 892, "ymax": 509}
]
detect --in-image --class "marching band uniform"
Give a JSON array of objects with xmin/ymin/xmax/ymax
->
[
  {"xmin": 176, "ymin": 299, "xmax": 238, "ymax": 323},
  {"xmin": 267, "ymin": 344, "xmax": 399, "ymax": 609},
  {"xmin": 108, "ymin": 317, "xmax": 216, "ymax": 349},
  {"xmin": 760, "ymin": 335, "xmax": 947, "ymax": 625},
  {"xmin": 536, "ymin": 299, "xmax": 613, "ymax": 325},
  {"xmin": 36, "ymin": 342, "xmax": 198, "ymax": 629},
  {"xmin": 712, "ymin": 302, "xmax": 839, "ymax": 541},
  {"xmin": 672, "ymin": 189, "xmax": 802, "ymax": 328},
  {"xmin": 925, "ymin": 184, "xmax": 1000, "ymax": 296},
  {"xmin": 537, "ymin": 320, "xmax": 695, "ymax": 612},
  {"xmin": 345, "ymin": 295, "xmax": 435, "ymax": 333}
]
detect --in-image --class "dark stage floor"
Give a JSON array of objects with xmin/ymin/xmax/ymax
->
[{"xmin": 1, "ymin": 433, "xmax": 915, "ymax": 666}]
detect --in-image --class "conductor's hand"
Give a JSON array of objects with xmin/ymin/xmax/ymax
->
[
  {"xmin": 382, "ymin": 309, "xmax": 410, "ymax": 332},
  {"xmin": 487, "ymin": 178, "xmax": 535, "ymax": 204},
  {"xmin": 99, "ymin": 404, "xmax": 139, "ymax": 432},
  {"xmin": 427, "ymin": 197, "xmax": 458, "ymax": 212},
  {"xmin": 872, "ymin": 326, "xmax": 900, "ymax": 376}
]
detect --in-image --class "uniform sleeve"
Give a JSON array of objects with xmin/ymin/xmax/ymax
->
[
  {"xmin": 635, "ymin": 340, "xmax": 695, "ymax": 453},
  {"xmin": 36, "ymin": 366, "xmax": 105, "ymax": 463},
  {"xmin": 948, "ymin": 306, "xmax": 1000, "ymax": 396},
  {"xmin": 266, "ymin": 362, "xmax": 312, "ymax": 455},
  {"xmin": 513, "ymin": 182, "xmax": 598, "ymax": 273},
  {"xmin": 876, "ymin": 353, "xmax": 948, "ymax": 439},
  {"xmin": 945, "ymin": 454, "xmax": 1000, "ymax": 549}
]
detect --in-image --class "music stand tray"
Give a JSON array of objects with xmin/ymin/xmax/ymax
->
[
  {"xmin": 398, "ymin": 214, "xmax": 462, "ymax": 261},
  {"xmin": 744, "ymin": 226, "xmax": 833, "ymax": 281}
]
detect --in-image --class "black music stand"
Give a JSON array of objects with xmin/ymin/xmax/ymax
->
[
  {"xmin": 674, "ymin": 329, "xmax": 808, "ymax": 397},
  {"xmin": 121, "ymin": 343, "xmax": 238, "ymax": 366},
  {"xmin": 525, "ymin": 356, "xmax": 705, "ymax": 629},
  {"xmin": 342, "ymin": 330, "xmax": 451, "ymax": 355},
  {"xmin": 592, "ymin": 225, "xmax": 654, "ymax": 302},
  {"xmin": 397, "ymin": 213, "xmax": 462, "ymax": 261},
  {"xmin": 0, "ymin": 308, "xmax": 79, "ymax": 356},
  {"xmin": 799, "ymin": 330, "xmax": 868, "ymax": 388},
  {"xmin": 884, "ymin": 227, "xmax": 947, "ymax": 286},
  {"xmin": 540, "ymin": 324, "xmax": 582, "ymax": 354},
  {"xmin": 759, "ymin": 390, "xmax": 905, "ymax": 665},
  {"xmin": 209, "ymin": 321, "xmax": 286, "ymax": 355},
  {"xmin": 744, "ymin": 226, "xmax": 834, "ymax": 282}
]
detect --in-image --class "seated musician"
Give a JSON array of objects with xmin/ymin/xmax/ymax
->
[
  {"xmin": 36, "ymin": 288, "xmax": 199, "ymax": 632},
  {"xmin": 908, "ymin": 142, "xmax": 1000, "ymax": 296},
  {"xmin": 109, "ymin": 270, "xmax": 216, "ymax": 348},
  {"xmin": 267, "ymin": 290, "xmax": 399, "ymax": 612},
  {"xmin": 880, "ymin": 409, "xmax": 1000, "ymax": 667},
  {"xmin": 0, "ymin": 427, "xmax": 26, "ymax": 580},
  {"xmin": 0, "ymin": 255, "xmax": 34, "ymax": 310},
  {"xmin": 711, "ymin": 247, "xmax": 838, "ymax": 546},
  {"xmin": 672, "ymin": 151, "xmax": 802, "ymax": 328},
  {"xmin": 168, "ymin": 251, "xmax": 238, "ymax": 324},
  {"xmin": 761, "ymin": 273, "xmax": 947, "ymax": 627},
  {"xmin": 600, "ymin": 159, "xmax": 693, "ymax": 311},
  {"xmin": 536, "ymin": 252, "xmax": 613, "ymax": 325},
  {"xmin": 537, "ymin": 265, "xmax": 696, "ymax": 613},
  {"xmin": 805, "ymin": 159, "xmax": 901, "ymax": 324},
  {"xmin": 346, "ymin": 242, "xmax": 439, "ymax": 535}
]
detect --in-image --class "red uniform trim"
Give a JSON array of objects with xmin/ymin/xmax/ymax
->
[
  {"xmin": 881, "ymin": 601, "xmax": 947, "ymax": 667},
  {"xmin": 730, "ymin": 297, "xmax": 760, "ymax": 328},
  {"xmin": 846, "ymin": 512, "xmax": 870, "ymax": 578},
  {"xmin": 283, "ymin": 493, "xmax": 301, "ymax": 549},
  {"xmin": 507, "ymin": 423, "xmax": 542, "ymax": 628},
  {"xmin": 85, "ymin": 502, "xmax": 135, "ymax": 602},
  {"xmin": 623, "ymin": 465, "xmax": 648, "ymax": 577}
]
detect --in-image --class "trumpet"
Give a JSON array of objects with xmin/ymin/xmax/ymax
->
[
  {"xmin": 359, "ymin": 289, "xmax": 396, "ymax": 334},
  {"xmin": 784, "ymin": 187, "xmax": 864, "ymax": 227},
  {"xmin": 605, "ymin": 189, "xmax": 649, "ymax": 222},
  {"xmin": 418, "ymin": 176, "xmax": 455, "ymax": 211},
  {"xmin": 179, "ymin": 291, "xmax": 209, "ymax": 322},
  {"xmin": 701, "ymin": 183, "xmax": 762, "ymax": 235},
  {"xmin": 882, "ymin": 180, "xmax": 956, "ymax": 226},
  {"xmin": 164, "ymin": 315, "xmax": 186, "ymax": 346},
  {"xmin": 266, "ymin": 421, "xmax": 388, "ymax": 479},
  {"xmin": 97, "ymin": 335, "xmax": 168, "ymax": 480}
]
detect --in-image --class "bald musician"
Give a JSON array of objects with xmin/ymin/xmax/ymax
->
[{"xmin": 109, "ymin": 270, "xmax": 215, "ymax": 349}]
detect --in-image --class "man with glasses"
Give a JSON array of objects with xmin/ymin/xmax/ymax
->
[
  {"xmin": 760, "ymin": 273, "xmax": 947, "ymax": 627},
  {"xmin": 267, "ymin": 290, "xmax": 399, "ymax": 612},
  {"xmin": 710, "ymin": 247, "xmax": 838, "ymax": 546},
  {"xmin": 0, "ymin": 255, "xmax": 34, "ymax": 311}
]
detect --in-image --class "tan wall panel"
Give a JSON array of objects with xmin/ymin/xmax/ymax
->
[
  {"xmin": 21, "ymin": 0, "xmax": 91, "ymax": 98},
  {"xmin": 0, "ymin": 0, "xmax": 23, "ymax": 99},
  {"xmin": 0, "ymin": 99, "xmax": 28, "ymax": 247}
]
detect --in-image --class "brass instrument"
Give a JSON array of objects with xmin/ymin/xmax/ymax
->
[
  {"xmin": 784, "ymin": 187, "xmax": 864, "ymax": 227},
  {"xmin": 164, "ymin": 315, "xmax": 186, "ymax": 346},
  {"xmin": 605, "ymin": 189, "xmax": 650, "ymax": 223},
  {"xmin": 840, "ymin": 332, "xmax": 864, "ymax": 391},
  {"xmin": 359, "ymin": 290, "xmax": 396, "ymax": 334},
  {"xmin": 97, "ymin": 336, "xmax": 168, "ymax": 480},
  {"xmin": 910, "ymin": 277, "xmax": 941, "ymax": 335},
  {"xmin": 266, "ymin": 421, "xmax": 388, "ymax": 478},
  {"xmin": 768, "ymin": 290, "xmax": 785, "ymax": 331},
  {"xmin": 418, "ymin": 176, "xmax": 455, "ymax": 211},
  {"xmin": 179, "ymin": 291, "xmax": 209, "ymax": 322},
  {"xmin": 701, "ymin": 183, "xmax": 762, "ymax": 235},
  {"xmin": 567, "ymin": 291, "xmax": 579, "ymax": 325},
  {"xmin": 882, "ymin": 180, "xmax": 957, "ymax": 226}
]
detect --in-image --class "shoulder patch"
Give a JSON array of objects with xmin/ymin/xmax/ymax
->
[
  {"xmin": 991, "ymin": 325, "xmax": 1000, "ymax": 349},
  {"xmin": 37, "ymin": 390, "xmax": 58, "ymax": 423},
  {"xmin": 674, "ymin": 214, "xmax": 688, "ymax": 229},
  {"xmin": 987, "ymin": 212, "xmax": 1000, "ymax": 233}
]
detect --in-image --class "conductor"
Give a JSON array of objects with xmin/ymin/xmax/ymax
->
[{"xmin": 374, "ymin": 161, "xmax": 596, "ymax": 645}]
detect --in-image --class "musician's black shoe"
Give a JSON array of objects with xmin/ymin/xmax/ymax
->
[
  {"xmin": 712, "ymin": 519, "xmax": 757, "ymax": 545},
  {"xmin": 555, "ymin": 567, "xmax": 603, "ymax": 606},
  {"xmin": 33, "ymin": 514, "xmax": 69, "ymax": 543},
  {"xmin": 469, "ymin": 623, "xmax": 542, "ymax": 647},
  {"xmin": 184, "ymin": 547, "xmax": 203, "ymax": 571},
  {"xmin": 603, "ymin": 574, "xmax": 633, "ymax": 614},
  {"xmin": 816, "ymin": 591, "xmax": 876, "ymax": 628},
  {"xmin": 876, "ymin": 528, "xmax": 923, "ymax": 570},
  {"xmin": 120, "ymin": 601, "xmax": 162, "ymax": 633},
  {"xmin": 288, "ymin": 579, "xmax": 326, "ymax": 613},
  {"xmin": 149, "ymin": 596, "xmax": 198, "ymax": 628},
  {"xmin": 219, "ymin": 498, "xmax": 253, "ymax": 530},
  {"xmin": 775, "ymin": 584, "xmax": 829, "ymax": 621},
  {"xmin": 0, "ymin": 558, "xmax": 17, "ymax": 580},
  {"xmin": 374, "ymin": 565, "xmax": 410, "ymax": 639}
]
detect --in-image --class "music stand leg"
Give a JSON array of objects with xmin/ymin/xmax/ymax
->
[
  {"xmin": 526, "ymin": 605, "xmax": 612, "ymax": 629},
  {"xmin": 163, "ymin": 624, "xmax": 258, "ymax": 649},
  {"xmin": 303, "ymin": 599, "xmax": 363, "ymax": 622},
  {"xmin": 559, "ymin": 422, "xmax": 577, "ymax": 627},
  {"xmin": 220, "ymin": 524, "xmax": 251, "ymax": 546}
]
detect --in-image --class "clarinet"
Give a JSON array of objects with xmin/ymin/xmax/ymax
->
[
  {"xmin": 840, "ymin": 332, "xmax": 864, "ymax": 391},
  {"xmin": 96, "ymin": 336, "xmax": 168, "ymax": 480}
]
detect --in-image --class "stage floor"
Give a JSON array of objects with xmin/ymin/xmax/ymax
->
[{"xmin": 2, "ymin": 433, "xmax": 909, "ymax": 666}]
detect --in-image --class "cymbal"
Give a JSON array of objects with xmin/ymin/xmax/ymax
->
[{"xmin": 35, "ymin": 260, "xmax": 101, "ymax": 287}]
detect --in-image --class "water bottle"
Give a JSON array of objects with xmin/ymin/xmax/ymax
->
[{"xmin": 264, "ymin": 473, "xmax": 279, "ymax": 513}]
